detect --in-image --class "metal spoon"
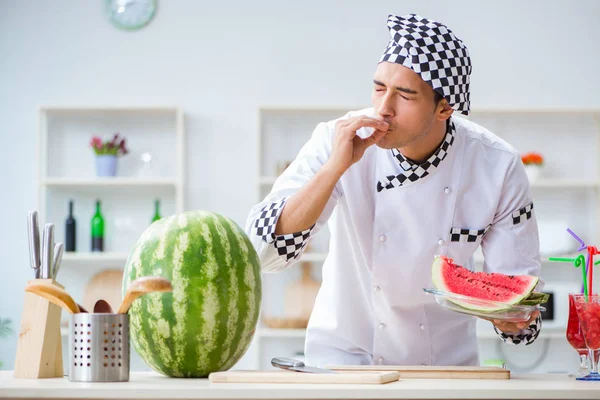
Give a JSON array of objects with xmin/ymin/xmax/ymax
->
[
  {"xmin": 25, "ymin": 282, "xmax": 80, "ymax": 314},
  {"xmin": 117, "ymin": 277, "xmax": 172, "ymax": 314}
]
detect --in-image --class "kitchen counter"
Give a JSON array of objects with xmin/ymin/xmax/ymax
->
[{"xmin": 1, "ymin": 371, "xmax": 599, "ymax": 399}]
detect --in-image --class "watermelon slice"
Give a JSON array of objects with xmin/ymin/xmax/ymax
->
[{"xmin": 431, "ymin": 256, "xmax": 538, "ymax": 312}]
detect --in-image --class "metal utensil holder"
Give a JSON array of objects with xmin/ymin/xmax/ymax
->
[{"xmin": 68, "ymin": 313, "xmax": 130, "ymax": 382}]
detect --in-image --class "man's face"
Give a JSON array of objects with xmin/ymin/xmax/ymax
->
[{"xmin": 371, "ymin": 62, "xmax": 445, "ymax": 150}]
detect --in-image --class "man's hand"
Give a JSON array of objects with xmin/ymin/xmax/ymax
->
[
  {"xmin": 327, "ymin": 116, "xmax": 389, "ymax": 176},
  {"xmin": 482, "ymin": 311, "xmax": 540, "ymax": 334}
]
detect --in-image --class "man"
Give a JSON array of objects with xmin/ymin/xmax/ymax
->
[{"xmin": 245, "ymin": 13, "xmax": 542, "ymax": 367}]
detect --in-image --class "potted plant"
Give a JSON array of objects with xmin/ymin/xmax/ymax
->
[
  {"xmin": 90, "ymin": 133, "xmax": 129, "ymax": 177},
  {"xmin": 521, "ymin": 152, "xmax": 544, "ymax": 183},
  {"xmin": 0, "ymin": 318, "xmax": 12, "ymax": 369}
]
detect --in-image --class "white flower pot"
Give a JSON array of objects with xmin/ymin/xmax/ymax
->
[{"xmin": 524, "ymin": 165, "xmax": 542, "ymax": 183}]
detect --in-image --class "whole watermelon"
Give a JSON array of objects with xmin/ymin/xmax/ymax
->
[{"xmin": 122, "ymin": 211, "xmax": 262, "ymax": 378}]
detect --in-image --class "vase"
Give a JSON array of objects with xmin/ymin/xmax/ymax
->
[
  {"xmin": 524, "ymin": 164, "xmax": 542, "ymax": 183},
  {"xmin": 95, "ymin": 155, "xmax": 118, "ymax": 177}
]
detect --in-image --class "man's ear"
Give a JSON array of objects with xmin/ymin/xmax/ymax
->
[{"xmin": 437, "ymin": 99, "xmax": 454, "ymax": 121}]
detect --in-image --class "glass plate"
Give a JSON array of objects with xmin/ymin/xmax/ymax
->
[{"xmin": 423, "ymin": 288, "xmax": 546, "ymax": 322}]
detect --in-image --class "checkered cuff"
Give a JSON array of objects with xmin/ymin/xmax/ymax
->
[
  {"xmin": 493, "ymin": 315, "xmax": 542, "ymax": 345},
  {"xmin": 254, "ymin": 198, "xmax": 315, "ymax": 261}
]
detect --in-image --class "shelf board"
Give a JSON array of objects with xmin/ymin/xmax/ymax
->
[
  {"xmin": 41, "ymin": 106, "xmax": 181, "ymax": 114},
  {"xmin": 62, "ymin": 252, "xmax": 129, "ymax": 266},
  {"xmin": 531, "ymin": 179, "xmax": 599, "ymax": 188},
  {"xmin": 41, "ymin": 177, "xmax": 179, "ymax": 187},
  {"xmin": 257, "ymin": 328, "xmax": 306, "ymax": 338},
  {"xmin": 261, "ymin": 177, "xmax": 599, "ymax": 189}
]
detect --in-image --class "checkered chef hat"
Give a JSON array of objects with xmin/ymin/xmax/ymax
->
[{"xmin": 379, "ymin": 14, "xmax": 472, "ymax": 115}]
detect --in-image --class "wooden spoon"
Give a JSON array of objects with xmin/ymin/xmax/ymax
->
[
  {"xmin": 117, "ymin": 277, "xmax": 172, "ymax": 314},
  {"xmin": 93, "ymin": 299, "xmax": 113, "ymax": 313},
  {"xmin": 25, "ymin": 282, "xmax": 80, "ymax": 314}
]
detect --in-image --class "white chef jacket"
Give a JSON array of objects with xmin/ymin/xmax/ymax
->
[{"xmin": 245, "ymin": 107, "xmax": 543, "ymax": 367}]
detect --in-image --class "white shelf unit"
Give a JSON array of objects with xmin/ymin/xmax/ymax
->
[
  {"xmin": 38, "ymin": 106, "xmax": 185, "ymax": 259},
  {"xmin": 250, "ymin": 106, "xmax": 600, "ymax": 371},
  {"xmin": 38, "ymin": 106, "xmax": 185, "ymax": 363}
]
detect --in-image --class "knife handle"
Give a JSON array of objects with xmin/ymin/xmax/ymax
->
[
  {"xmin": 271, "ymin": 357, "xmax": 305, "ymax": 369},
  {"xmin": 27, "ymin": 211, "xmax": 41, "ymax": 277},
  {"xmin": 41, "ymin": 224, "xmax": 54, "ymax": 279}
]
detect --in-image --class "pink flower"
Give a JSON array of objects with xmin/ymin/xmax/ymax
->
[{"xmin": 90, "ymin": 136, "xmax": 102, "ymax": 149}]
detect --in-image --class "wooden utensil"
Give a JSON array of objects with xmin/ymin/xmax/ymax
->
[
  {"xmin": 83, "ymin": 269, "xmax": 123, "ymax": 313},
  {"xmin": 24, "ymin": 282, "xmax": 80, "ymax": 314},
  {"xmin": 326, "ymin": 365, "xmax": 510, "ymax": 380},
  {"xmin": 209, "ymin": 370, "xmax": 400, "ymax": 384},
  {"xmin": 117, "ymin": 277, "xmax": 172, "ymax": 314},
  {"xmin": 283, "ymin": 262, "xmax": 320, "ymax": 323},
  {"xmin": 93, "ymin": 299, "xmax": 113, "ymax": 313}
]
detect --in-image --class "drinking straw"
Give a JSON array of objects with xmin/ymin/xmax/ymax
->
[
  {"xmin": 549, "ymin": 254, "xmax": 588, "ymax": 297},
  {"xmin": 587, "ymin": 246, "xmax": 598, "ymax": 298},
  {"xmin": 565, "ymin": 228, "xmax": 589, "ymax": 293},
  {"xmin": 567, "ymin": 228, "xmax": 587, "ymax": 251}
]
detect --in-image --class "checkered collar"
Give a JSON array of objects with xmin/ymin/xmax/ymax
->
[{"xmin": 377, "ymin": 120, "xmax": 456, "ymax": 192}]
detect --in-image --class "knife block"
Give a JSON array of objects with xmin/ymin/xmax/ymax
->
[{"xmin": 14, "ymin": 279, "xmax": 64, "ymax": 379}]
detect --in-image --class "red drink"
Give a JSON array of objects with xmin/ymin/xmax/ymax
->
[
  {"xmin": 575, "ymin": 300, "xmax": 600, "ymax": 350},
  {"xmin": 573, "ymin": 294, "xmax": 600, "ymax": 381},
  {"xmin": 567, "ymin": 294, "xmax": 588, "ymax": 355}
]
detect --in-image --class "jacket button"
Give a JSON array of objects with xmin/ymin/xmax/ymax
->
[
  {"xmin": 444, "ymin": 187, "xmax": 451, "ymax": 195},
  {"xmin": 373, "ymin": 286, "xmax": 381, "ymax": 292},
  {"xmin": 379, "ymin": 323, "xmax": 386, "ymax": 330},
  {"xmin": 438, "ymin": 239, "xmax": 444, "ymax": 246},
  {"xmin": 377, "ymin": 357, "xmax": 384, "ymax": 364},
  {"xmin": 420, "ymin": 324, "xmax": 425, "ymax": 331},
  {"xmin": 379, "ymin": 235, "xmax": 386, "ymax": 242}
]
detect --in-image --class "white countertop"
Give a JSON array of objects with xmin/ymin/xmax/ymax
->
[{"xmin": 1, "ymin": 371, "xmax": 599, "ymax": 399}]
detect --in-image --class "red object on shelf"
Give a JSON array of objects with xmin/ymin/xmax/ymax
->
[{"xmin": 567, "ymin": 294, "xmax": 587, "ymax": 355}]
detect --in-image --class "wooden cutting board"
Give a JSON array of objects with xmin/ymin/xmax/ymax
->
[
  {"xmin": 83, "ymin": 269, "xmax": 123, "ymax": 313},
  {"xmin": 327, "ymin": 365, "xmax": 510, "ymax": 379},
  {"xmin": 209, "ymin": 370, "xmax": 400, "ymax": 384}
]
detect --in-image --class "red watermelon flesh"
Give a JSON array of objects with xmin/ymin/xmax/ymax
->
[{"xmin": 431, "ymin": 256, "xmax": 538, "ymax": 311}]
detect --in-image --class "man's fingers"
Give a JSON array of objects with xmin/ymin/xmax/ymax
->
[{"xmin": 345, "ymin": 117, "xmax": 389, "ymax": 135}]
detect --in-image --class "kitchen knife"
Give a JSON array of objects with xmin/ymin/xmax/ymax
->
[
  {"xmin": 271, "ymin": 357, "xmax": 337, "ymax": 374},
  {"xmin": 27, "ymin": 211, "xmax": 41, "ymax": 279},
  {"xmin": 52, "ymin": 242, "xmax": 64, "ymax": 279},
  {"xmin": 41, "ymin": 223, "xmax": 54, "ymax": 279}
]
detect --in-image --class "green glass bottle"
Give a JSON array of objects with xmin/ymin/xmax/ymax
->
[
  {"xmin": 152, "ymin": 199, "xmax": 161, "ymax": 223},
  {"xmin": 91, "ymin": 199, "xmax": 104, "ymax": 252}
]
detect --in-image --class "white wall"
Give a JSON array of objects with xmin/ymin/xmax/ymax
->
[{"xmin": 1, "ymin": 0, "xmax": 599, "ymax": 370}]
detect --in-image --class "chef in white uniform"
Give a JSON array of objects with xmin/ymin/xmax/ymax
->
[{"xmin": 245, "ymin": 13, "xmax": 543, "ymax": 367}]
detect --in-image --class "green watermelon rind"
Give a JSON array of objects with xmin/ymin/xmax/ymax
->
[
  {"xmin": 431, "ymin": 256, "xmax": 538, "ymax": 312},
  {"xmin": 122, "ymin": 211, "xmax": 262, "ymax": 378}
]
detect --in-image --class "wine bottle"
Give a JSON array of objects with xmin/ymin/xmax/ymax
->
[
  {"xmin": 91, "ymin": 199, "xmax": 104, "ymax": 252},
  {"xmin": 152, "ymin": 199, "xmax": 161, "ymax": 223},
  {"xmin": 65, "ymin": 199, "xmax": 76, "ymax": 252}
]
